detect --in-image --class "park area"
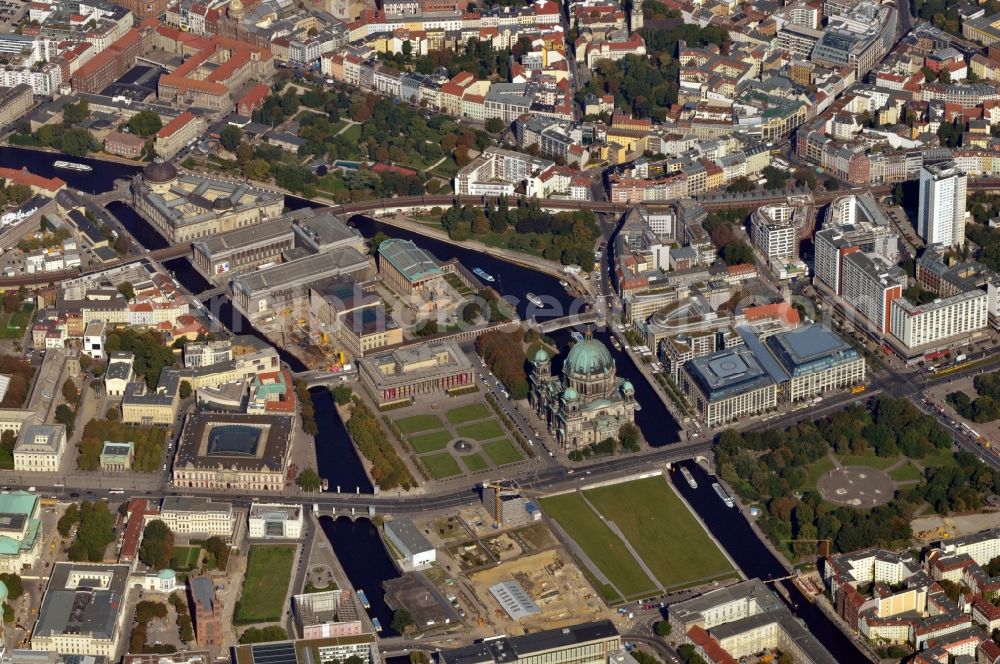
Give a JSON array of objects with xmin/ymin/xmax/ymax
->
[
  {"xmin": 390, "ymin": 399, "xmax": 524, "ymax": 480},
  {"xmin": 235, "ymin": 544, "xmax": 295, "ymax": 624},
  {"xmin": 540, "ymin": 476, "xmax": 737, "ymax": 603}
]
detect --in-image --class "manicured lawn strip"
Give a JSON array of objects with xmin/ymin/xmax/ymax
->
[
  {"xmin": 446, "ymin": 403, "xmax": 491, "ymax": 424},
  {"xmin": 171, "ymin": 545, "xmax": 200, "ymax": 570},
  {"xmin": 584, "ymin": 477, "xmax": 736, "ymax": 590},
  {"xmin": 890, "ymin": 462, "xmax": 924, "ymax": 483},
  {"xmin": 539, "ymin": 492, "xmax": 656, "ymax": 598},
  {"xmin": 461, "ymin": 453, "xmax": 488, "ymax": 472},
  {"xmin": 423, "ymin": 452, "xmax": 462, "ymax": 479},
  {"xmin": 395, "ymin": 414, "xmax": 444, "ymax": 434},
  {"xmin": 457, "ymin": 420, "xmax": 505, "ymax": 441},
  {"xmin": 408, "ymin": 430, "xmax": 452, "ymax": 454},
  {"xmin": 482, "ymin": 439, "xmax": 523, "ymax": 466},
  {"xmin": 837, "ymin": 453, "xmax": 897, "ymax": 470},
  {"xmin": 235, "ymin": 544, "xmax": 295, "ymax": 623}
]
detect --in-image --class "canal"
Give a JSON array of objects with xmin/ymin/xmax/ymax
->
[
  {"xmin": 670, "ymin": 462, "xmax": 865, "ymax": 662},
  {"xmin": 317, "ymin": 515, "xmax": 401, "ymax": 636}
]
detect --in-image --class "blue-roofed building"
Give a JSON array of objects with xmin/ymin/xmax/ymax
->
[
  {"xmin": 765, "ymin": 325, "xmax": 864, "ymax": 401},
  {"xmin": 0, "ymin": 491, "xmax": 41, "ymax": 573},
  {"xmin": 377, "ymin": 239, "xmax": 444, "ymax": 295},
  {"xmin": 683, "ymin": 324, "xmax": 864, "ymax": 427},
  {"xmin": 682, "ymin": 346, "xmax": 778, "ymax": 427}
]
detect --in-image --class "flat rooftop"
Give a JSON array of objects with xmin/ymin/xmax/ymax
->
[
  {"xmin": 685, "ymin": 346, "xmax": 775, "ymax": 401},
  {"xmin": 440, "ymin": 620, "xmax": 619, "ymax": 664},
  {"xmin": 384, "ymin": 517, "xmax": 433, "ymax": 554},
  {"xmin": 34, "ymin": 563, "xmax": 130, "ymax": 642}
]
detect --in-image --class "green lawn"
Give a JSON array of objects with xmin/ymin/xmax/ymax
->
[
  {"xmin": 395, "ymin": 414, "xmax": 444, "ymax": 434},
  {"xmin": 457, "ymin": 420, "xmax": 505, "ymax": 441},
  {"xmin": 170, "ymin": 545, "xmax": 200, "ymax": 570},
  {"xmin": 0, "ymin": 303, "xmax": 34, "ymax": 339},
  {"xmin": 890, "ymin": 462, "xmax": 924, "ymax": 483},
  {"xmin": 461, "ymin": 453, "xmax": 488, "ymax": 472},
  {"xmin": 922, "ymin": 448, "xmax": 958, "ymax": 468},
  {"xmin": 838, "ymin": 453, "xmax": 898, "ymax": 470},
  {"xmin": 446, "ymin": 403, "xmax": 491, "ymax": 424},
  {"xmin": 482, "ymin": 440, "xmax": 523, "ymax": 466},
  {"xmin": 235, "ymin": 545, "xmax": 295, "ymax": 623},
  {"xmin": 539, "ymin": 492, "xmax": 656, "ymax": 599},
  {"xmin": 408, "ymin": 430, "xmax": 452, "ymax": 454},
  {"xmin": 423, "ymin": 452, "xmax": 462, "ymax": 479},
  {"xmin": 341, "ymin": 124, "xmax": 362, "ymax": 142},
  {"xmin": 804, "ymin": 456, "xmax": 835, "ymax": 490},
  {"xmin": 584, "ymin": 477, "xmax": 736, "ymax": 591},
  {"xmin": 330, "ymin": 119, "xmax": 348, "ymax": 134}
]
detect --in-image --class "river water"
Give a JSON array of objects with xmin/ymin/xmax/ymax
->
[{"xmin": 2, "ymin": 146, "xmax": 865, "ymax": 661}]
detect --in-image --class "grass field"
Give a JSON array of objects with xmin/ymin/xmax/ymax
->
[
  {"xmin": 0, "ymin": 303, "xmax": 33, "ymax": 339},
  {"xmin": 236, "ymin": 545, "xmax": 295, "ymax": 623},
  {"xmin": 461, "ymin": 453, "xmax": 488, "ymax": 472},
  {"xmin": 804, "ymin": 455, "xmax": 836, "ymax": 489},
  {"xmin": 583, "ymin": 477, "xmax": 736, "ymax": 591},
  {"xmin": 408, "ymin": 430, "xmax": 452, "ymax": 453},
  {"xmin": 457, "ymin": 420, "xmax": 505, "ymax": 441},
  {"xmin": 446, "ymin": 403, "xmax": 491, "ymax": 424},
  {"xmin": 922, "ymin": 448, "xmax": 958, "ymax": 468},
  {"xmin": 395, "ymin": 414, "xmax": 444, "ymax": 434},
  {"xmin": 482, "ymin": 440, "xmax": 523, "ymax": 466},
  {"xmin": 423, "ymin": 452, "xmax": 462, "ymax": 479},
  {"xmin": 538, "ymin": 492, "xmax": 656, "ymax": 599},
  {"xmin": 890, "ymin": 461, "xmax": 924, "ymax": 483},
  {"xmin": 838, "ymin": 453, "xmax": 898, "ymax": 470},
  {"xmin": 341, "ymin": 124, "xmax": 362, "ymax": 142},
  {"xmin": 171, "ymin": 545, "xmax": 200, "ymax": 570}
]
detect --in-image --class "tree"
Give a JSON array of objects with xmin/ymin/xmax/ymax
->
[
  {"xmin": 60, "ymin": 128, "xmax": 98, "ymax": 157},
  {"xmin": 722, "ymin": 240, "xmax": 754, "ymax": 265},
  {"xmin": 619, "ymin": 423, "xmax": 641, "ymax": 452},
  {"xmin": 203, "ymin": 536, "xmax": 230, "ymax": 570},
  {"xmin": 128, "ymin": 110, "xmax": 163, "ymax": 137},
  {"xmin": 139, "ymin": 520, "xmax": 175, "ymax": 570},
  {"xmin": 68, "ymin": 501, "xmax": 116, "ymax": 562},
  {"xmin": 58, "ymin": 503, "xmax": 79, "ymax": 536},
  {"xmin": 393, "ymin": 608, "xmax": 415, "ymax": 634},
  {"xmin": 654, "ymin": 620, "xmax": 671, "ymax": 637},
  {"xmin": 331, "ymin": 384, "xmax": 352, "ymax": 405},
  {"xmin": 726, "ymin": 176, "xmax": 756, "ymax": 193},
  {"xmin": 238, "ymin": 626, "xmax": 288, "ymax": 644},
  {"xmin": 178, "ymin": 380, "xmax": 192, "ymax": 400},
  {"xmin": 55, "ymin": 403, "xmax": 76, "ymax": 435},
  {"xmin": 221, "ymin": 125, "xmax": 243, "ymax": 152},
  {"xmin": 117, "ymin": 282, "xmax": 135, "ymax": 301},
  {"xmin": 485, "ymin": 117, "xmax": 505, "ymax": 133},
  {"xmin": 761, "ymin": 165, "xmax": 787, "ymax": 190},
  {"xmin": 296, "ymin": 468, "xmax": 322, "ymax": 492},
  {"xmin": 0, "ymin": 573, "xmax": 24, "ymax": 600},
  {"xmin": 62, "ymin": 100, "xmax": 90, "ymax": 126},
  {"xmin": 61, "ymin": 378, "xmax": 79, "ymax": 405}
]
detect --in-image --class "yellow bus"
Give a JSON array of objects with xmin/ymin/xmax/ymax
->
[{"xmin": 850, "ymin": 385, "xmax": 866, "ymax": 395}]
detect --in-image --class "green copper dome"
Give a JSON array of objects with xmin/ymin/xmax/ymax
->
[
  {"xmin": 533, "ymin": 348, "xmax": 549, "ymax": 364},
  {"xmin": 564, "ymin": 386, "xmax": 579, "ymax": 401},
  {"xmin": 622, "ymin": 380, "xmax": 634, "ymax": 393},
  {"xmin": 564, "ymin": 338, "xmax": 614, "ymax": 377}
]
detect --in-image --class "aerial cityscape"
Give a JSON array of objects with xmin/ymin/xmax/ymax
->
[{"xmin": 4, "ymin": 0, "xmax": 1000, "ymax": 661}]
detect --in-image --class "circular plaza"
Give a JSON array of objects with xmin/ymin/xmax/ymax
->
[{"xmin": 817, "ymin": 466, "xmax": 895, "ymax": 508}]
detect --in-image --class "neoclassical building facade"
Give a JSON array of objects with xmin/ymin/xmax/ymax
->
[{"xmin": 529, "ymin": 336, "xmax": 637, "ymax": 450}]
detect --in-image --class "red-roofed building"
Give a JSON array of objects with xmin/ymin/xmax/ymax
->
[
  {"xmin": 0, "ymin": 167, "xmax": 66, "ymax": 195},
  {"xmin": 119, "ymin": 498, "xmax": 157, "ymax": 564},
  {"xmin": 72, "ymin": 27, "xmax": 147, "ymax": 93},
  {"xmin": 237, "ymin": 83, "xmax": 270, "ymax": 116},
  {"xmin": 154, "ymin": 111, "xmax": 207, "ymax": 159},
  {"xmin": 686, "ymin": 626, "xmax": 738, "ymax": 664}
]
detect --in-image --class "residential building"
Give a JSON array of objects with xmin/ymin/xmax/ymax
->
[
  {"xmin": 0, "ymin": 84, "xmax": 33, "ymax": 128},
  {"xmin": 919, "ymin": 161, "xmax": 967, "ymax": 248},
  {"xmin": 889, "ymin": 290, "xmax": 989, "ymax": 351}
]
